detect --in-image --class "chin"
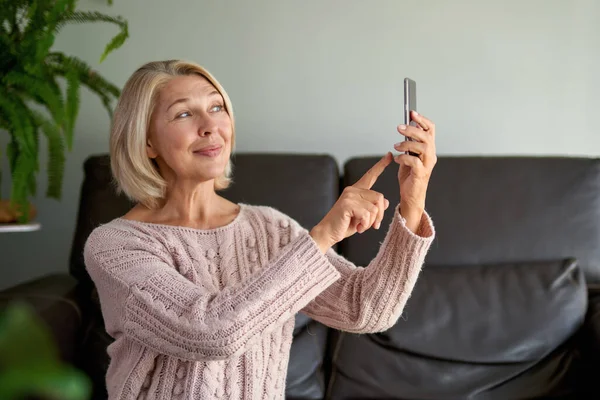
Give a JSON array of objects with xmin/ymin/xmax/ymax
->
[
  {"xmin": 185, "ymin": 153, "xmax": 229, "ymax": 179},
  {"xmin": 194, "ymin": 165, "xmax": 227, "ymax": 182}
]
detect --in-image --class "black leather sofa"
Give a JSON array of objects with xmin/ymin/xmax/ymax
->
[{"xmin": 1, "ymin": 153, "xmax": 599, "ymax": 399}]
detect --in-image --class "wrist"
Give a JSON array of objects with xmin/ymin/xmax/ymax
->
[
  {"xmin": 399, "ymin": 199, "xmax": 424, "ymax": 215},
  {"xmin": 399, "ymin": 201, "xmax": 424, "ymax": 233},
  {"xmin": 309, "ymin": 225, "xmax": 334, "ymax": 254}
]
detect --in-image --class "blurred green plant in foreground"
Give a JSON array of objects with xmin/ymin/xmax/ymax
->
[{"xmin": 0, "ymin": 302, "xmax": 90, "ymax": 400}]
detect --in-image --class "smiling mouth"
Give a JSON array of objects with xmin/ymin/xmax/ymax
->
[{"xmin": 193, "ymin": 146, "xmax": 222, "ymax": 157}]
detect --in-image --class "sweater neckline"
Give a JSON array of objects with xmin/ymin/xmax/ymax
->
[{"xmin": 115, "ymin": 203, "xmax": 248, "ymax": 234}]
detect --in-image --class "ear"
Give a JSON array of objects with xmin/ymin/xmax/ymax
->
[{"xmin": 146, "ymin": 138, "xmax": 158, "ymax": 159}]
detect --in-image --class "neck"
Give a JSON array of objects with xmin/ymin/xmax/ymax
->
[{"xmin": 158, "ymin": 178, "xmax": 222, "ymax": 226}]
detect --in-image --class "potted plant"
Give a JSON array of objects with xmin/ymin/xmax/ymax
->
[{"xmin": 0, "ymin": 0, "xmax": 128, "ymax": 224}]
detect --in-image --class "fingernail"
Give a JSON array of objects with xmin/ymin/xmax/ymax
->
[
  {"xmin": 399, "ymin": 124, "xmax": 407, "ymax": 130},
  {"xmin": 394, "ymin": 142, "xmax": 402, "ymax": 147},
  {"xmin": 375, "ymin": 222, "xmax": 381, "ymax": 229},
  {"xmin": 413, "ymin": 111, "xmax": 419, "ymax": 116}
]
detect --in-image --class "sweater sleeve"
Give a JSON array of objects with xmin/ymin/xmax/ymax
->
[
  {"xmin": 299, "ymin": 204, "xmax": 435, "ymax": 333},
  {"xmin": 84, "ymin": 225, "xmax": 340, "ymax": 362}
]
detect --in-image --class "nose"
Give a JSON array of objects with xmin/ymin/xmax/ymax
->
[{"xmin": 197, "ymin": 113, "xmax": 218, "ymax": 137}]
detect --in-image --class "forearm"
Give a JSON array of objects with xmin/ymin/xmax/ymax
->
[
  {"xmin": 399, "ymin": 202, "xmax": 425, "ymax": 235},
  {"xmin": 302, "ymin": 205, "xmax": 435, "ymax": 333}
]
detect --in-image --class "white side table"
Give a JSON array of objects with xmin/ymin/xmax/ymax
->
[{"xmin": 0, "ymin": 223, "xmax": 41, "ymax": 233}]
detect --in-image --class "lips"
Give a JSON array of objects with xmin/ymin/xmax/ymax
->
[
  {"xmin": 194, "ymin": 145, "xmax": 221, "ymax": 152},
  {"xmin": 192, "ymin": 145, "xmax": 222, "ymax": 157}
]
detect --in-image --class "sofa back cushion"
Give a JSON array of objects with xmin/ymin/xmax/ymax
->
[{"xmin": 340, "ymin": 156, "xmax": 600, "ymax": 283}]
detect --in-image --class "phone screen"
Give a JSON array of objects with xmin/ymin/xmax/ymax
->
[
  {"xmin": 404, "ymin": 78, "xmax": 417, "ymax": 127},
  {"xmin": 404, "ymin": 78, "xmax": 418, "ymax": 156}
]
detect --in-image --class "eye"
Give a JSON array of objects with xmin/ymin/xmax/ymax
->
[
  {"xmin": 176, "ymin": 111, "xmax": 191, "ymax": 119},
  {"xmin": 210, "ymin": 104, "xmax": 225, "ymax": 113}
]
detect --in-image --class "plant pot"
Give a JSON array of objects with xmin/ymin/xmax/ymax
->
[{"xmin": 0, "ymin": 200, "xmax": 37, "ymax": 224}]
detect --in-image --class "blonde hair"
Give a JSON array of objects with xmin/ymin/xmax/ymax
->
[{"xmin": 109, "ymin": 60, "xmax": 236, "ymax": 209}]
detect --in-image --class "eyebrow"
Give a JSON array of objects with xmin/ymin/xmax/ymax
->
[{"xmin": 166, "ymin": 90, "xmax": 221, "ymax": 112}]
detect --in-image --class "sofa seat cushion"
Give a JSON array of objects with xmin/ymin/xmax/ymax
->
[
  {"xmin": 328, "ymin": 259, "xmax": 588, "ymax": 399},
  {"xmin": 286, "ymin": 314, "xmax": 329, "ymax": 399}
]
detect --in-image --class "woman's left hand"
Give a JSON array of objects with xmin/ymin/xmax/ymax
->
[{"xmin": 393, "ymin": 111, "xmax": 437, "ymax": 232}]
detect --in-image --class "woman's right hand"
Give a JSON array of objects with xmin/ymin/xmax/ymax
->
[{"xmin": 310, "ymin": 153, "xmax": 393, "ymax": 253}]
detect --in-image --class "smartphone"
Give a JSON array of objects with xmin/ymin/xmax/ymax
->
[{"xmin": 403, "ymin": 78, "xmax": 418, "ymax": 156}]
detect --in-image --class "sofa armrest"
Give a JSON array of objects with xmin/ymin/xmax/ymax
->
[{"xmin": 0, "ymin": 273, "xmax": 83, "ymax": 363}]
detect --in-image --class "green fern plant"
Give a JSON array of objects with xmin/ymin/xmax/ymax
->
[{"xmin": 0, "ymin": 0, "xmax": 128, "ymax": 222}]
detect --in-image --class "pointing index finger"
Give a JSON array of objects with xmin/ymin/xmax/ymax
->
[{"xmin": 353, "ymin": 152, "xmax": 393, "ymax": 189}]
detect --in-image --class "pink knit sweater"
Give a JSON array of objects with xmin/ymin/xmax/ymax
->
[{"xmin": 84, "ymin": 203, "xmax": 434, "ymax": 399}]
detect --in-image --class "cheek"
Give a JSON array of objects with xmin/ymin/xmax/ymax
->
[
  {"xmin": 154, "ymin": 138, "xmax": 181, "ymax": 159},
  {"xmin": 219, "ymin": 120, "xmax": 233, "ymax": 143},
  {"xmin": 161, "ymin": 124, "xmax": 194, "ymax": 149}
]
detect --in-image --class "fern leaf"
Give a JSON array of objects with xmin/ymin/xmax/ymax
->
[
  {"xmin": 0, "ymin": 28, "xmax": 15, "ymax": 71},
  {"xmin": 31, "ymin": 110, "xmax": 65, "ymax": 199},
  {"xmin": 98, "ymin": 91, "xmax": 115, "ymax": 120},
  {"xmin": 60, "ymin": 11, "xmax": 126, "ymax": 28},
  {"xmin": 35, "ymin": 33, "xmax": 57, "ymax": 67},
  {"xmin": 84, "ymin": 68, "xmax": 121, "ymax": 98},
  {"xmin": 20, "ymin": 0, "xmax": 76, "ymax": 67},
  {"xmin": 99, "ymin": 28, "xmax": 128, "ymax": 63},
  {"xmin": 64, "ymin": 69, "xmax": 80, "ymax": 150},
  {"xmin": 6, "ymin": 138, "xmax": 18, "ymax": 173},
  {"xmin": 58, "ymin": 11, "xmax": 128, "ymax": 62},
  {"xmin": 0, "ymin": 90, "xmax": 38, "ymax": 216},
  {"xmin": 45, "ymin": 0, "xmax": 77, "ymax": 30},
  {"xmin": 3, "ymin": 71, "xmax": 65, "ymax": 128},
  {"xmin": 0, "ymin": 91, "xmax": 36, "ymax": 158},
  {"xmin": 48, "ymin": 52, "xmax": 120, "ymax": 97},
  {"xmin": 47, "ymin": 52, "xmax": 120, "ymax": 119},
  {"xmin": 11, "ymin": 152, "xmax": 37, "ymax": 222},
  {"xmin": 24, "ymin": 1, "xmax": 39, "ymax": 26}
]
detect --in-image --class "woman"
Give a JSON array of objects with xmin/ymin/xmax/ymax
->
[{"xmin": 84, "ymin": 59, "xmax": 437, "ymax": 399}]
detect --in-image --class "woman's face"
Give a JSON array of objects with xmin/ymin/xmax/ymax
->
[{"xmin": 147, "ymin": 74, "xmax": 232, "ymax": 184}]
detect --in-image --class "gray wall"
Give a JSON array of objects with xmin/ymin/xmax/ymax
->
[{"xmin": 1, "ymin": 0, "xmax": 599, "ymax": 290}]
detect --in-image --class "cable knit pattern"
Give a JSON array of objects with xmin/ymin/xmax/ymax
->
[{"xmin": 84, "ymin": 203, "xmax": 434, "ymax": 399}]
